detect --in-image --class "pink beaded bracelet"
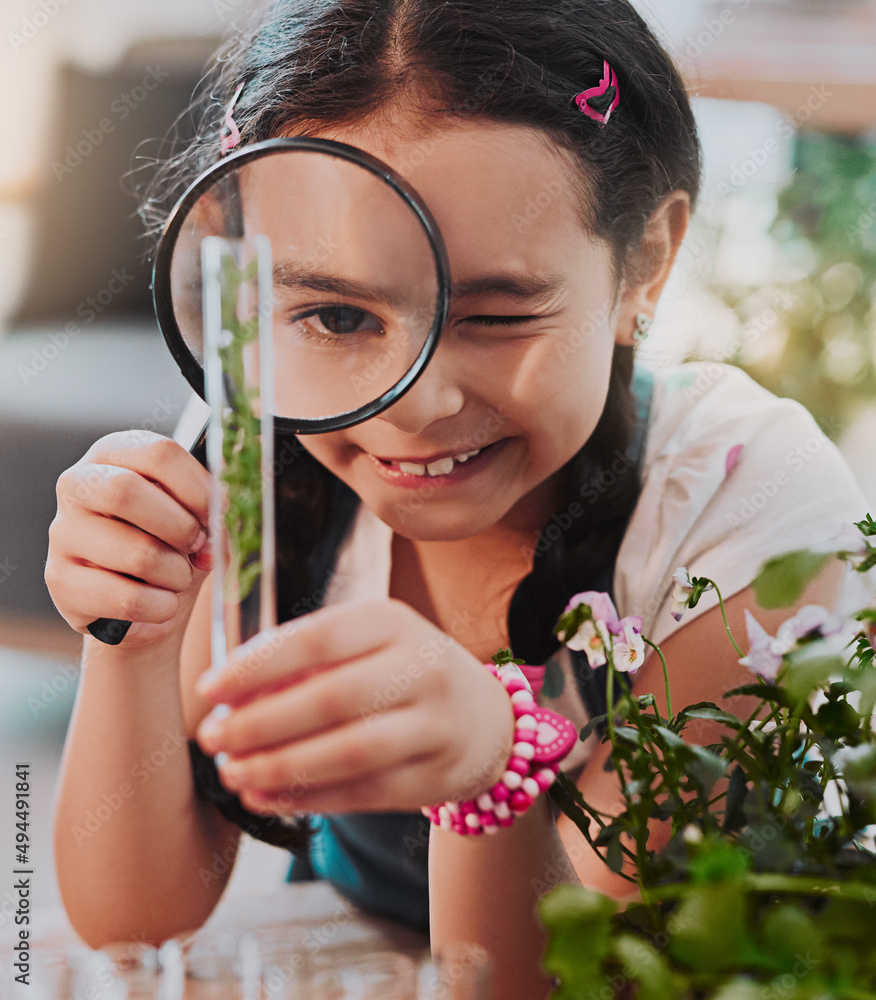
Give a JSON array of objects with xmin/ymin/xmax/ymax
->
[{"xmin": 421, "ymin": 662, "xmax": 576, "ymax": 836}]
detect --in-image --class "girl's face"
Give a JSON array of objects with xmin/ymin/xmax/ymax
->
[{"xmin": 291, "ymin": 119, "xmax": 625, "ymax": 541}]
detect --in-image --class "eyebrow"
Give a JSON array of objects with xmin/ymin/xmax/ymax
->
[
  {"xmin": 273, "ymin": 263, "xmax": 566, "ymax": 309},
  {"xmin": 273, "ymin": 263, "xmax": 405, "ymax": 309},
  {"xmin": 451, "ymin": 273, "xmax": 566, "ymax": 302}
]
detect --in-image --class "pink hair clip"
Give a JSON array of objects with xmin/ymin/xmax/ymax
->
[
  {"xmin": 575, "ymin": 60, "xmax": 620, "ymax": 126},
  {"xmin": 220, "ymin": 81, "xmax": 246, "ymax": 156}
]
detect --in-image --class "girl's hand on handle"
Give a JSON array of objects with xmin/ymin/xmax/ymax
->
[
  {"xmin": 45, "ymin": 430, "xmax": 213, "ymax": 650},
  {"xmin": 194, "ymin": 598, "xmax": 515, "ymax": 816}
]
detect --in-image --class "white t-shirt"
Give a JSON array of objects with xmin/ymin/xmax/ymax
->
[{"xmin": 323, "ymin": 362, "xmax": 872, "ymax": 772}]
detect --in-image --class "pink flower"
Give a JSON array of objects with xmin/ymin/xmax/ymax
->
[
  {"xmin": 739, "ymin": 605, "xmax": 847, "ymax": 681},
  {"xmin": 739, "ymin": 610, "xmax": 789, "ymax": 681},
  {"xmin": 776, "ymin": 605, "xmax": 844, "ymax": 645},
  {"xmin": 563, "ymin": 591, "xmax": 619, "ymax": 627},
  {"xmin": 561, "ymin": 592, "xmax": 620, "ymax": 669},
  {"xmin": 725, "ymin": 444, "xmax": 744, "ymax": 476}
]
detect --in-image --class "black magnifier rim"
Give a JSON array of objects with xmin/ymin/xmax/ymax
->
[{"xmin": 152, "ymin": 136, "xmax": 450, "ymax": 435}]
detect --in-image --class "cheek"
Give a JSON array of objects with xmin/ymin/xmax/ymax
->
[{"xmin": 502, "ymin": 326, "xmax": 616, "ymax": 453}]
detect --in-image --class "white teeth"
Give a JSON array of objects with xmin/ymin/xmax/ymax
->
[
  {"xmin": 426, "ymin": 457, "xmax": 455, "ymax": 477},
  {"xmin": 395, "ymin": 448, "xmax": 483, "ymax": 477},
  {"xmin": 399, "ymin": 462, "xmax": 427, "ymax": 476}
]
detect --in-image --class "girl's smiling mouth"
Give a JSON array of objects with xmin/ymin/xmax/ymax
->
[{"xmin": 368, "ymin": 440, "xmax": 506, "ymax": 485}]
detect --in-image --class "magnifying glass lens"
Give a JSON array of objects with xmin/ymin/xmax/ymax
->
[{"xmin": 163, "ymin": 143, "xmax": 445, "ymax": 428}]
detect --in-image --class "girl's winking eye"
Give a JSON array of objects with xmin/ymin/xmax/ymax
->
[{"xmin": 464, "ymin": 314, "xmax": 541, "ymax": 327}]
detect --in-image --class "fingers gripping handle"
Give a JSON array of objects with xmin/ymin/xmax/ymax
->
[{"xmin": 85, "ymin": 422, "xmax": 208, "ymax": 646}]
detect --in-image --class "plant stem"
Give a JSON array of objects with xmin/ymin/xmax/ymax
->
[
  {"xmin": 643, "ymin": 637, "xmax": 672, "ymax": 719},
  {"xmin": 710, "ymin": 581, "xmax": 745, "ymax": 658}
]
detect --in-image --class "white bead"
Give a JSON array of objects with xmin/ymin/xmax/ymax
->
[
  {"xmin": 512, "ymin": 742, "xmax": 536, "ymax": 760},
  {"xmin": 502, "ymin": 770, "xmax": 523, "ymax": 790},
  {"xmin": 516, "ymin": 714, "xmax": 537, "ymax": 730},
  {"xmin": 483, "ymin": 824, "xmax": 499, "ymax": 835},
  {"xmin": 465, "ymin": 813, "xmax": 481, "ymax": 830},
  {"xmin": 510, "ymin": 689, "xmax": 533, "ymax": 706},
  {"xmin": 476, "ymin": 792, "xmax": 494, "ymax": 812},
  {"xmin": 446, "ymin": 801, "xmax": 460, "ymax": 815},
  {"xmin": 535, "ymin": 768, "xmax": 557, "ymax": 791},
  {"xmin": 522, "ymin": 777, "xmax": 540, "ymax": 798},
  {"xmin": 494, "ymin": 801, "xmax": 511, "ymax": 820}
]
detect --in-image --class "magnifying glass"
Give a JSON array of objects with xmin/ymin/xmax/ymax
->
[{"xmin": 88, "ymin": 137, "xmax": 451, "ymax": 645}]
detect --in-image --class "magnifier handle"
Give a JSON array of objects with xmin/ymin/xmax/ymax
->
[
  {"xmin": 87, "ymin": 618, "xmax": 133, "ymax": 645},
  {"xmin": 86, "ymin": 419, "xmax": 209, "ymax": 647}
]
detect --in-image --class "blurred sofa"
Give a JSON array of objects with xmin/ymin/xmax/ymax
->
[{"xmin": 0, "ymin": 42, "xmax": 215, "ymax": 630}]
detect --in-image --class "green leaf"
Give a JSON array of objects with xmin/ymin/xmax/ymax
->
[
  {"xmin": 722, "ymin": 766, "xmax": 748, "ymax": 833},
  {"xmin": 752, "ymin": 550, "xmax": 831, "ymax": 609},
  {"xmin": 612, "ymin": 934, "xmax": 674, "ymax": 1000},
  {"xmin": 578, "ymin": 714, "xmax": 608, "ymax": 743},
  {"xmin": 678, "ymin": 702, "xmax": 743, "ymax": 728},
  {"xmin": 654, "ymin": 725, "xmax": 688, "ymax": 750},
  {"xmin": 491, "ymin": 648, "xmax": 524, "ymax": 666},
  {"xmin": 539, "ymin": 885, "xmax": 616, "ymax": 987},
  {"xmin": 613, "ymin": 726, "xmax": 642, "ymax": 746},
  {"xmin": 685, "ymin": 746, "xmax": 727, "ymax": 792},
  {"xmin": 782, "ymin": 646, "xmax": 846, "ymax": 703},
  {"xmin": 668, "ymin": 880, "xmax": 756, "ymax": 972},
  {"xmin": 855, "ymin": 513, "xmax": 876, "ymax": 537},
  {"xmin": 725, "ymin": 682, "xmax": 787, "ymax": 705}
]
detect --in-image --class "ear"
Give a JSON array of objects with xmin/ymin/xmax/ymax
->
[{"xmin": 614, "ymin": 190, "xmax": 690, "ymax": 346}]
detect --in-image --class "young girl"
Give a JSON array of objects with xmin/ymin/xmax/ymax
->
[{"xmin": 47, "ymin": 1, "xmax": 867, "ymax": 996}]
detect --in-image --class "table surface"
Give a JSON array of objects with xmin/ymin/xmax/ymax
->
[{"xmin": 2, "ymin": 882, "xmax": 431, "ymax": 997}]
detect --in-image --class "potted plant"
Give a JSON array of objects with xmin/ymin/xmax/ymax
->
[{"xmin": 539, "ymin": 517, "xmax": 876, "ymax": 999}]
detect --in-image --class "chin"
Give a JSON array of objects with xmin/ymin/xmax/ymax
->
[{"xmin": 371, "ymin": 502, "xmax": 505, "ymax": 543}]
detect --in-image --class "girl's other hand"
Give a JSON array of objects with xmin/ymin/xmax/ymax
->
[
  {"xmin": 45, "ymin": 430, "xmax": 213, "ymax": 650},
  {"xmin": 194, "ymin": 598, "xmax": 515, "ymax": 815}
]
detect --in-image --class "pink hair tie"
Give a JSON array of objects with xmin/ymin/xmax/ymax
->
[
  {"xmin": 575, "ymin": 59, "xmax": 620, "ymax": 126},
  {"xmin": 220, "ymin": 81, "xmax": 246, "ymax": 156}
]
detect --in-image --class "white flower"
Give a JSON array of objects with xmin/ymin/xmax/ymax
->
[
  {"xmin": 612, "ymin": 616, "xmax": 645, "ymax": 674},
  {"xmin": 565, "ymin": 619, "xmax": 612, "ymax": 668}
]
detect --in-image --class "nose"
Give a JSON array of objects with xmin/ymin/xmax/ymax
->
[{"xmin": 377, "ymin": 340, "xmax": 465, "ymax": 435}]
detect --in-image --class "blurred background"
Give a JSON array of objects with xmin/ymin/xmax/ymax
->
[{"xmin": 0, "ymin": 0, "xmax": 874, "ymax": 925}]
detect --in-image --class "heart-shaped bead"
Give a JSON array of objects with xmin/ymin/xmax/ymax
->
[{"xmin": 531, "ymin": 708, "xmax": 577, "ymax": 764}]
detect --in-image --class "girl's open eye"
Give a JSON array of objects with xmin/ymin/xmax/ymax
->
[{"xmin": 286, "ymin": 304, "xmax": 385, "ymax": 342}]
